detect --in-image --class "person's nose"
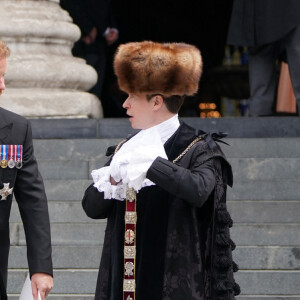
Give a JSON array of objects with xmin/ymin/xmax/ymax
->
[
  {"xmin": 122, "ymin": 97, "xmax": 130, "ymax": 109},
  {"xmin": 0, "ymin": 76, "xmax": 5, "ymax": 91}
]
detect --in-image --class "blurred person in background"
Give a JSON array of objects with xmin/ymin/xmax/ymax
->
[{"xmin": 227, "ymin": 0, "xmax": 300, "ymax": 116}]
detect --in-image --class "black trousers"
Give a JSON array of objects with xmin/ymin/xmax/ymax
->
[
  {"xmin": 0, "ymin": 273, "xmax": 7, "ymax": 300},
  {"xmin": 248, "ymin": 24, "xmax": 300, "ymax": 115}
]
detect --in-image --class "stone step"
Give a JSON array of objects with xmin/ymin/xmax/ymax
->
[
  {"xmin": 44, "ymin": 180, "xmax": 91, "ymax": 201},
  {"xmin": 10, "ymin": 223, "xmax": 106, "ymax": 246},
  {"xmin": 7, "ymin": 270, "xmax": 98, "ymax": 294},
  {"xmin": 223, "ymin": 138, "xmax": 300, "ymax": 159},
  {"xmin": 231, "ymin": 224, "xmax": 300, "ymax": 246},
  {"xmin": 32, "ymin": 137, "xmax": 300, "ymax": 159},
  {"xmin": 9, "ymin": 223, "xmax": 300, "ymax": 247},
  {"xmin": 30, "ymin": 117, "xmax": 300, "ymax": 139},
  {"xmin": 10, "ymin": 201, "xmax": 98, "ymax": 223},
  {"xmin": 35, "ymin": 157, "xmax": 300, "ymax": 180},
  {"xmin": 8, "ymin": 245, "xmax": 300, "ymax": 270},
  {"xmin": 10, "ymin": 200, "xmax": 300, "ymax": 224},
  {"xmin": 37, "ymin": 160, "xmax": 102, "ymax": 180},
  {"xmin": 228, "ymin": 201, "xmax": 300, "ymax": 223},
  {"xmin": 228, "ymin": 179, "xmax": 300, "ymax": 201},
  {"xmin": 229, "ymin": 158, "xmax": 300, "ymax": 180},
  {"xmin": 233, "ymin": 246, "xmax": 300, "ymax": 270},
  {"xmin": 40, "ymin": 179, "xmax": 300, "ymax": 201},
  {"xmin": 33, "ymin": 139, "xmax": 120, "ymax": 160},
  {"xmin": 6, "ymin": 269, "xmax": 300, "ymax": 295},
  {"xmin": 8, "ymin": 246, "xmax": 102, "ymax": 269},
  {"xmin": 235, "ymin": 270, "xmax": 300, "ymax": 295}
]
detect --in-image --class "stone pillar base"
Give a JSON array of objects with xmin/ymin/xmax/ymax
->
[
  {"xmin": 0, "ymin": 0, "xmax": 102, "ymax": 118},
  {"xmin": 1, "ymin": 88, "xmax": 102, "ymax": 118}
]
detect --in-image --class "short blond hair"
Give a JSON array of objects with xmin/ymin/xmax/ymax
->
[{"xmin": 0, "ymin": 40, "xmax": 10, "ymax": 58}]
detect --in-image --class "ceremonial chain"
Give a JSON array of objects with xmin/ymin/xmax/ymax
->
[
  {"xmin": 114, "ymin": 139, "xmax": 127, "ymax": 154},
  {"xmin": 172, "ymin": 136, "xmax": 202, "ymax": 163}
]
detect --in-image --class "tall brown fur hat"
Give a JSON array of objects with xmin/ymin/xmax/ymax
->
[{"xmin": 114, "ymin": 41, "xmax": 202, "ymax": 97}]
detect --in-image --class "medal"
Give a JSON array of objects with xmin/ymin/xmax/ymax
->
[
  {"xmin": 8, "ymin": 145, "xmax": 15, "ymax": 168},
  {"xmin": 15, "ymin": 145, "xmax": 23, "ymax": 169},
  {"xmin": 16, "ymin": 159, "xmax": 23, "ymax": 169},
  {"xmin": 0, "ymin": 159, "xmax": 8, "ymax": 168},
  {"xmin": 0, "ymin": 182, "xmax": 13, "ymax": 200},
  {"xmin": 0, "ymin": 145, "xmax": 8, "ymax": 168},
  {"xmin": 8, "ymin": 159, "xmax": 15, "ymax": 168}
]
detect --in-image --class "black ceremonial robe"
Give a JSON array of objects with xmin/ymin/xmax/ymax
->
[
  {"xmin": 0, "ymin": 108, "xmax": 53, "ymax": 292},
  {"xmin": 82, "ymin": 122, "xmax": 239, "ymax": 300}
]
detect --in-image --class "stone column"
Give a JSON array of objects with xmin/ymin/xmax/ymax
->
[{"xmin": 0, "ymin": 0, "xmax": 102, "ymax": 118}]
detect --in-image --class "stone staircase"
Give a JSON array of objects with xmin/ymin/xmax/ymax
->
[{"xmin": 7, "ymin": 135, "xmax": 300, "ymax": 299}]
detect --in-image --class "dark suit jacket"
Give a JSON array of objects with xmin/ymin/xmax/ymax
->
[
  {"xmin": 0, "ymin": 108, "xmax": 53, "ymax": 293},
  {"xmin": 227, "ymin": 0, "xmax": 300, "ymax": 47}
]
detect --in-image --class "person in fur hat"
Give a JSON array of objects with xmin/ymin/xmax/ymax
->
[{"xmin": 82, "ymin": 41, "xmax": 240, "ymax": 300}]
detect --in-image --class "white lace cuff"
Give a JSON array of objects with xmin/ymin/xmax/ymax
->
[{"xmin": 91, "ymin": 166, "xmax": 126, "ymax": 201}]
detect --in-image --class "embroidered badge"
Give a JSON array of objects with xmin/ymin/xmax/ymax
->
[
  {"xmin": 126, "ymin": 188, "xmax": 136, "ymax": 202},
  {"xmin": 125, "ymin": 229, "xmax": 135, "ymax": 244},
  {"xmin": 0, "ymin": 183, "xmax": 13, "ymax": 200},
  {"xmin": 123, "ymin": 279, "xmax": 135, "ymax": 292},
  {"xmin": 124, "ymin": 246, "xmax": 136, "ymax": 259},
  {"xmin": 124, "ymin": 262, "xmax": 134, "ymax": 276},
  {"xmin": 125, "ymin": 212, "xmax": 137, "ymax": 224}
]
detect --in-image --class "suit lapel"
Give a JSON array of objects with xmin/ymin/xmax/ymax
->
[{"xmin": 0, "ymin": 109, "xmax": 13, "ymax": 144}]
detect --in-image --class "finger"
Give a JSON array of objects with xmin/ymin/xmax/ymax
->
[
  {"xmin": 39, "ymin": 290, "xmax": 46, "ymax": 300},
  {"xmin": 31, "ymin": 282, "xmax": 39, "ymax": 300}
]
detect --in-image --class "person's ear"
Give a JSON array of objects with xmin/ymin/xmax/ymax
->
[{"xmin": 152, "ymin": 95, "xmax": 164, "ymax": 111}]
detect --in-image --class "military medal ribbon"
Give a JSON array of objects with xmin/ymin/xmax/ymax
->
[{"xmin": 1, "ymin": 145, "xmax": 8, "ymax": 168}]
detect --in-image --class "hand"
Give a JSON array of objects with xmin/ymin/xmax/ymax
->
[
  {"xmin": 105, "ymin": 28, "xmax": 119, "ymax": 45},
  {"xmin": 110, "ymin": 176, "xmax": 121, "ymax": 185},
  {"xmin": 82, "ymin": 27, "xmax": 98, "ymax": 45},
  {"xmin": 31, "ymin": 273, "xmax": 53, "ymax": 300}
]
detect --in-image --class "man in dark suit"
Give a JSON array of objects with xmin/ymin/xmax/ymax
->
[
  {"xmin": 227, "ymin": 0, "xmax": 300, "ymax": 116},
  {"xmin": 0, "ymin": 40, "xmax": 53, "ymax": 299},
  {"xmin": 60, "ymin": 0, "xmax": 119, "ymax": 109}
]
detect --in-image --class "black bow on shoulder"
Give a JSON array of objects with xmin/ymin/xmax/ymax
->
[{"xmin": 198, "ymin": 130, "xmax": 230, "ymax": 150}]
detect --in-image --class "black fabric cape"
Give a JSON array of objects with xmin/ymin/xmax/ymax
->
[
  {"xmin": 82, "ymin": 122, "xmax": 239, "ymax": 300},
  {"xmin": 0, "ymin": 108, "xmax": 53, "ymax": 293}
]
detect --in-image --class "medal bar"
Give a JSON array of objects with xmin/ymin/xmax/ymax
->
[{"xmin": 0, "ymin": 145, "xmax": 23, "ymax": 169}]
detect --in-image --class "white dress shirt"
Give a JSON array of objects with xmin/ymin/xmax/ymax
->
[{"xmin": 92, "ymin": 114, "xmax": 180, "ymax": 200}]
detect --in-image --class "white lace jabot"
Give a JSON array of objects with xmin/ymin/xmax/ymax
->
[{"xmin": 91, "ymin": 115, "xmax": 180, "ymax": 200}]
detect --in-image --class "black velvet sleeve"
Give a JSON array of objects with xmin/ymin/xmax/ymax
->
[
  {"xmin": 146, "ymin": 156, "xmax": 216, "ymax": 207},
  {"xmin": 82, "ymin": 183, "xmax": 115, "ymax": 219},
  {"xmin": 14, "ymin": 120, "xmax": 53, "ymax": 278}
]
